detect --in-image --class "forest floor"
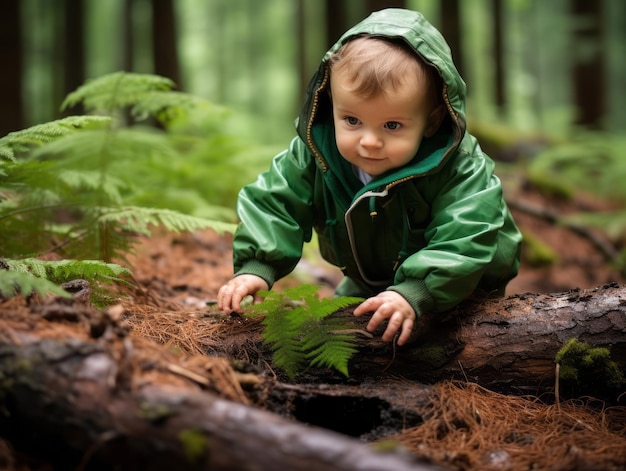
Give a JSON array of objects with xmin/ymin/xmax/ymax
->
[{"xmin": 2, "ymin": 176, "xmax": 626, "ymax": 470}]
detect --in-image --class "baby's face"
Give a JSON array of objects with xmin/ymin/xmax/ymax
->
[{"xmin": 331, "ymin": 68, "xmax": 434, "ymax": 177}]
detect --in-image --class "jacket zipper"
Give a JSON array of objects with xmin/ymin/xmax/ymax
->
[{"xmin": 306, "ymin": 67, "xmax": 330, "ymax": 172}]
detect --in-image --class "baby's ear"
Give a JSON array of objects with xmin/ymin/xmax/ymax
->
[{"xmin": 424, "ymin": 104, "xmax": 447, "ymax": 137}]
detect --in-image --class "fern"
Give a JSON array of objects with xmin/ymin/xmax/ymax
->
[
  {"xmin": 61, "ymin": 71, "xmax": 207, "ymax": 127},
  {"xmin": 247, "ymin": 285, "xmax": 364, "ymax": 378},
  {"xmin": 0, "ymin": 71, "xmax": 246, "ymax": 303},
  {"xmin": 0, "ymin": 116, "xmax": 111, "ymax": 163},
  {"xmin": 62, "ymin": 72, "xmax": 175, "ymax": 115},
  {"xmin": 2, "ymin": 258, "xmax": 131, "ymax": 305},
  {"xmin": 0, "ymin": 270, "xmax": 70, "ymax": 299},
  {"xmin": 97, "ymin": 206, "xmax": 236, "ymax": 237}
]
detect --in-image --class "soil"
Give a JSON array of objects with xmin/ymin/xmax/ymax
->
[{"xmin": 2, "ymin": 180, "xmax": 626, "ymax": 470}]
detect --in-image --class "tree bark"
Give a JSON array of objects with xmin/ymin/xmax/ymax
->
[
  {"xmin": 342, "ymin": 283, "xmax": 626, "ymax": 394},
  {"xmin": 439, "ymin": 0, "xmax": 464, "ymax": 79},
  {"xmin": 570, "ymin": 0, "xmax": 606, "ymax": 129},
  {"xmin": 152, "ymin": 0, "xmax": 182, "ymax": 86},
  {"xmin": 0, "ymin": 0, "xmax": 24, "ymax": 136}
]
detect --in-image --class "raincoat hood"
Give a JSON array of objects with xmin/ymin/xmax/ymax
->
[{"xmin": 296, "ymin": 8, "xmax": 467, "ymax": 187}]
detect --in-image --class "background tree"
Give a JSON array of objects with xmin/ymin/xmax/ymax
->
[
  {"xmin": 63, "ymin": 0, "xmax": 86, "ymax": 116},
  {"xmin": 439, "ymin": 0, "xmax": 464, "ymax": 79},
  {"xmin": 0, "ymin": 0, "xmax": 24, "ymax": 136},
  {"xmin": 152, "ymin": 0, "xmax": 182, "ymax": 87},
  {"xmin": 571, "ymin": 0, "xmax": 606, "ymax": 129}
]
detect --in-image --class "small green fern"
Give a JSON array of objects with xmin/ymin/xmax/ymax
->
[
  {"xmin": 0, "ymin": 270, "xmax": 71, "ymax": 299},
  {"xmin": 2, "ymin": 258, "xmax": 131, "ymax": 305},
  {"xmin": 246, "ymin": 285, "xmax": 364, "ymax": 378}
]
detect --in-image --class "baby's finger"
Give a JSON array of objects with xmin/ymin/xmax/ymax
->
[
  {"xmin": 366, "ymin": 304, "xmax": 391, "ymax": 332},
  {"xmin": 397, "ymin": 318, "xmax": 414, "ymax": 346},
  {"xmin": 217, "ymin": 285, "xmax": 231, "ymax": 313},
  {"xmin": 381, "ymin": 311, "xmax": 403, "ymax": 342},
  {"xmin": 353, "ymin": 298, "xmax": 375, "ymax": 317}
]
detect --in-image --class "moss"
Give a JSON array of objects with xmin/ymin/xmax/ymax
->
[
  {"xmin": 555, "ymin": 338, "xmax": 625, "ymax": 390},
  {"xmin": 372, "ymin": 439, "xmax": 403, "ymax": 453},
  {"xmin": 137, "ymin": 401, "xmax": 173, "ymax": 424},
  {"xmin": 521, "ymin": 231, "xmax": 558, "ymax": 268},
  {"xmin": 178, "ymin": 428, "xmax": 208, "ymax": 465},
  {"xmin": 407, "ymin": 343, "xmax": 451, "ymax": 369},
  {"xmin": 526, "ymin": 171, "xmax": 574, "ymax": 200}
]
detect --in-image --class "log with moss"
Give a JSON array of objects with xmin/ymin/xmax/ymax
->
[{"xmin": 343, "ymin": 282, "xmax": 626, "ymax": 396}]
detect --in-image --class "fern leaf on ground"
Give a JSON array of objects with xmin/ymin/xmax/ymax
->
[
  {"xmin": 245, "ymin": 285, "xmax": 364, "ymax": 378},
  {"xmin": 0, "ymin": 270, "xmax": 70, "ymax": 299}
]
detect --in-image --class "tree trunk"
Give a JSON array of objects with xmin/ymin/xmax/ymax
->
[
  {"xmin": 492, "ymin": 0, "xmax": 505, "ymax": 113},
  {"xmin": 325, "ymin": 0, "xmax": 349, "ymax": 48},
  {"xmin": 152, "ymin": 0, "xmax": 181, "ymax": 86},
  {"xmin": 63, "ymin": 0, "xmax": 86, "ymax": 115},
  {"xmin": 570, "ymin": 0, "xmax": 606, "ymax": 129},
  {"xmin": 439, "ymin": 0, "xmax": 464, "ymax": 79},
  {"xmin": 0, "ymin": 0, "xmax": 24, "ymax": 136}
]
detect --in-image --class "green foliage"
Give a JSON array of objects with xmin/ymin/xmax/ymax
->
[
  {"xmin": 527, "ymin": 133, "xmax": 626, "ymax": 273},
  {"xmin": 246, "ymin": 285, "xmax": 364, "ymax": 378},
  {"xmin": 520, "ymin": 231, "xmax": 558, "ymax": 267},
  {"xmin": 526, "ymin": 133, "xmax": 625, "ymax": 201},
  {"xmin": 1, "ymin": 258, "xmax": 131, "ymax": 304},
  {"xmin": 555, "ymin": 338, "xmax": 625, "ymax": 390},
  {"xmin": 0, "ymin": 116, "xmax": 111, "ymax": 164},
  {"xmin": 178, "ymin": 428, "xmax": 207, "ymax": 465},
  {"xmin": 0, "ymin": 270, "xmax": 70, "ymax": 299},
  {"xmin": 0, "ymin": 71, "xmax": 257, "ymax": 302}
]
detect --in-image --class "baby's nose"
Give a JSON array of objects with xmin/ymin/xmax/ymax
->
[{"xmin": 360, "ymin": 130, "xmax": 383, "ymax": 148}]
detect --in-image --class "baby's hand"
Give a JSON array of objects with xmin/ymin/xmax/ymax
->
[
  {"xmin": 217, "ymin": 274, "xmax": 269, "ymax": 314},
  {"xmin": 353, "ymin": 291, "xmax": 415, "ymax": 346}
]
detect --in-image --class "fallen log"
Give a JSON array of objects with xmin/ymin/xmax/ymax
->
[
  {"xmin": 342, "ymin": 282, "xmax": 626, "ymax": 395},
  {"xmin": 0, "ymin": 299, "xmax": 439, "ymax": 471}
]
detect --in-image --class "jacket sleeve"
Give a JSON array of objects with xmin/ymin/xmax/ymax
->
[
  {"xmin": 389, "ymin": 136, "xmax": 510, "ymax": 316},
  {"xmin": 232, "ymin": 137, "xmax": 316, "ymax": 287}
]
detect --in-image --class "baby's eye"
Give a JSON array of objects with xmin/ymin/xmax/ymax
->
[
  {"xmin": 345, "ymin": 116, "xmax": 360, "ymax": 126},
  {"xmin": 385, "ymin": 121, "xmax": 402, "ymax": 130}
]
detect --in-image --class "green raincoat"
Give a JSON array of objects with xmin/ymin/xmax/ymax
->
[{"xmin": 232, "ymin": 9, "xmax": 522, "ymax": 318}]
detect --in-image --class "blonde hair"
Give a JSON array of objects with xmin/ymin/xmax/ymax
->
[{"xmin": 329, "ymin": 36, "xmax": 441, "ymax": 106}]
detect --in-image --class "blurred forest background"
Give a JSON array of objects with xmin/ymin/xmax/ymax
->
[
  {"xmin": 2, "ymin": 0, "xmax": 626, "ymax": 288},
  {"xmin": 2, "ymin": 0, "xmax": 625, "ymax": 142}
]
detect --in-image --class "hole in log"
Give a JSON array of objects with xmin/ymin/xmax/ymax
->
[{"xmin": 290, "ymin": 394, "xmax": 421, "ymax": 439}]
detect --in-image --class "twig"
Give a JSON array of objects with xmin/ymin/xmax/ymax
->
[
  {"xmin": 507, "ymin": 198, "xmax": 618, "ymax": 261},
  {"xmin": 166, "ymin": 363, "xmax": 210, "ymax": 386}
]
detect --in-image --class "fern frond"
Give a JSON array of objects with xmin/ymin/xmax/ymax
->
[
  {"xmin": 307, "ymin": 338, "xmax": 359, "ymax": 377},
  {"xmin": 61, "ymin": 72, "xmax": 175, "ymax": 114},
  {"xmin": 96, "ymin": 206, "xmax": 237, "ymax": 235},
  {"xmin": 130, "ymin": 90, "xmax": 211, "ymax": 125},
  {"xmin": 2, "ymin": 258, "xmax": 131, "ymax": 305},
  {"xmin": 5, "ymin": 258, "xmax": 130, "ymax": 284},
  {"xmin": 304, "ymin": 294, "xmax": 366, "ymax": 320},
  {"xmin": 0, "ymin": 270, "xmax": 70, "ymax": 299},
  {"xmin": 246, "ymin": 285, "xmax": 364, "ymax": 378},
  {"xmin": 0, "ymin": 116, "xmax": 111, "ymax": 162}
]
